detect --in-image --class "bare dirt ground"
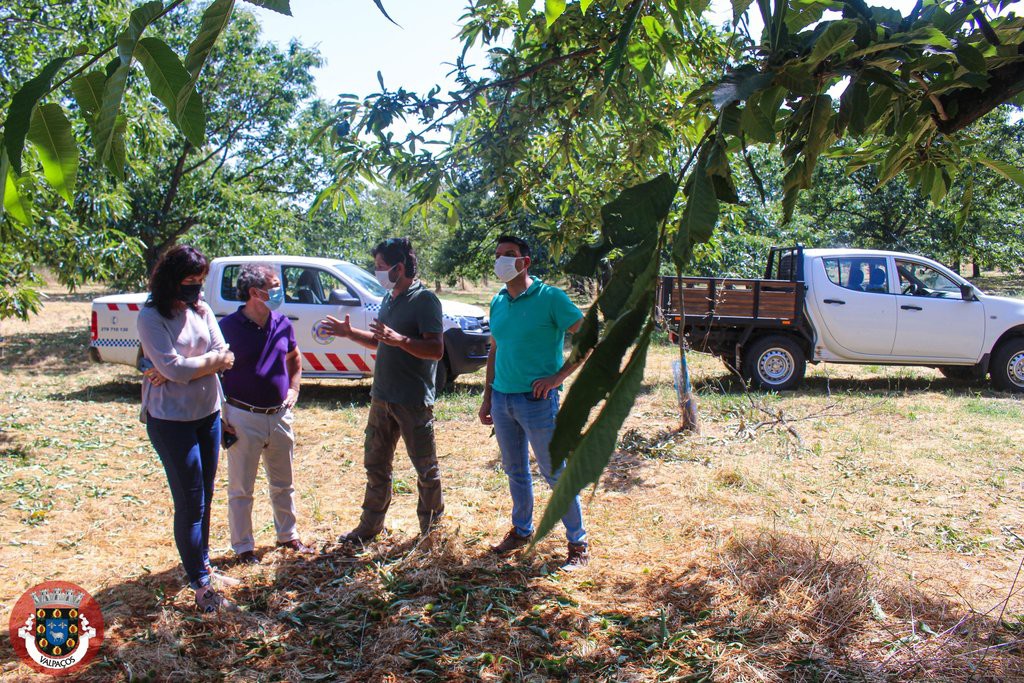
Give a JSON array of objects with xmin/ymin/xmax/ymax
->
[{"xmin": 1, "ymin": 282, "xmax": 1023, "ymax": 681}]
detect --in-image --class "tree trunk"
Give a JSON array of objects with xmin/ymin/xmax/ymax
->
[
  {"xmin": 972, "ymin": 260, "xmax": 981, "ymax": 278},
  {"xmin": 435, "ymin": 279, "xmax": 441, "ymax": 293},
  {"xmin": 459, "ymin": 276, "xmax": 466, "ymax": 291},
  {"xmin": 952, "ymin": 257, "xmax": 961, "ymax": 275}
]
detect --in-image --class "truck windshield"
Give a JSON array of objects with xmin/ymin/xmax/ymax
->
[{"xmin": 336, "ymin": 262, "xmax": 387, "ymax": 297}]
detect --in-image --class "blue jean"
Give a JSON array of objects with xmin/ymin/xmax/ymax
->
[
  {"xmin": 146, "ymin": 411, "xmax": 221, "ymax": 589},
  {"xmin": 491, "ymin": 390, "xmax": 586, "ymax": 544}
]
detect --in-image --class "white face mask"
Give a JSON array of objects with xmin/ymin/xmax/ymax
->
[
  {"xmin": 375, "ymin": 266, "xmax": 397, "ymax": 290},
  {"xmin": 494, "ymin": 255, "xmax": 524, "ymax": 283}
]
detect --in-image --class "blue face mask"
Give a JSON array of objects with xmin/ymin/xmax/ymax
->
[{"xmin": 260, "ymin": 286, "xmax": 284, "ymax": 311}]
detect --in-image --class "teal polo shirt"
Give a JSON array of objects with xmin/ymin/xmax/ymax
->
[{"xmin": 489, "ymin": 279, "xmax": 583, "ymax": 394}]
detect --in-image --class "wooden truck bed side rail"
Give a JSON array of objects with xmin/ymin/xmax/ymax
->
[{"xmin": 657, "ymin": 276, "xmax": 805, "ymax": 327}]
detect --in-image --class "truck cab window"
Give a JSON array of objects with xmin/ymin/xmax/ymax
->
[
  {"xmin": 823, "ymin": 257, "xmax": 888, "ymax": 294},
  {"xmin": 283, "ymin": 266, "xmax": 357, "ymax": 305},
  {"xmin": 896, "ymin": 261, "xmax": 961, "ymax": 298},
  {"xmin": 220, "ymin": 265, "xmax": 242, "ymax": 302}
]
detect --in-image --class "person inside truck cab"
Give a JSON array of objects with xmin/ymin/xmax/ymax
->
[{"xmin": 136, "ymin": 244, "xmax": 236, "ymax": 614}]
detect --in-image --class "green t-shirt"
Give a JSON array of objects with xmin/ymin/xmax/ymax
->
[
  {"xmin": 489, "ymin": 279, "xmax": 583, "ymax": 394},
  {"xmin": 371, "ymin": 282, "xmax": 444, "ymax": 406}
]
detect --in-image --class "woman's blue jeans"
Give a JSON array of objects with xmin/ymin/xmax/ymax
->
[
  {"xmin": 491, "ymin": 390, "xmax": 586, "ymax": 544},
  {"xmin": 146, "ymin": 411, "xmax": 221, "ymax": 589}
]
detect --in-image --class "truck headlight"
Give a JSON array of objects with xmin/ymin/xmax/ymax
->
[{"xmin": 458, "ymin": 316, "xmax": 483, "ymax": 331}]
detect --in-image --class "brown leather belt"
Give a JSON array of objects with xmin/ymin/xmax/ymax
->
[{"xmin": 225, "ymin": 396, "xmax": 285, "ymax": 415}]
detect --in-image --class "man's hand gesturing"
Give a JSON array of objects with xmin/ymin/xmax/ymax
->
[{"xmin": 322, "ymin": 314, "xmax": 352, "ymax": 338}]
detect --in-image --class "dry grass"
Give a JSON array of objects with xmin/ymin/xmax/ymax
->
[{"xmin": 1, "ymin": 283, "xmax": 1024, "ymax": 681}]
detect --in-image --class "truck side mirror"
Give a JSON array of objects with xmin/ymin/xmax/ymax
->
[
  {"xmin": 960, "ymin": 283, "xmax": 977, "ymax": 301},
  {"xmin": 328, "ymin": 288, "xmax": 360, "ymax": 307}
]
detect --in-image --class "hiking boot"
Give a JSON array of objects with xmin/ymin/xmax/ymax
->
[
  {"xmin": 235, "ymin": 551, "xmax": 260, "ymax": 566},
  {"xmin": 276, "ymin": 539, "xmax": 316, "ymax": 554},
  {"xmin": 194, "ymin": 585, "xmax": 238, "ymax": 613},
  {"xmin": 490, "ymin": 527, "xmax": 533, "ymax": 555},
  {"xmin": 337, "ymin": 527, "xmax": 380, "ymax": 545},
  {"xmin": 562, "ymin": 542, "xmax": 590, "ymax": 570}
]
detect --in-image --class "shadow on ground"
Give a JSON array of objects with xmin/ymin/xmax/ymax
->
[
  {"xmin": 0, "ymin": 330, "xmax": 93, "ymax": 376},
  {"xmin": 7, "ymin": 529, "xmax": 1018, "ymax": 681},
  {"xmin": 694, "ymin": 369, "xmax": 1007, "ymax": 398}
]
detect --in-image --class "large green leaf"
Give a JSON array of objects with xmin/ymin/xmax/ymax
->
[
  {"xmin": 549, "ymin": 288, "xmax": 654, "ymax": 471},
  {"xmin": 135, "ymin": 37, "xmax": 205, "ymax": 145},
  {"xmin": 3, "ymin": 57, "xmax": 71, "ymax": 174},
  {"xmin": 806, "ymin": 20, "xmax": 857, "ymax": 67},
  {"xmin": 953, "ymin": 43, "xmax": 986, "ymax": 73},
  {"xmin": 740, "ymin": 93, "xmax": 776, "ymax": 143},
  {"xmin": 3, "ymin": 161, "xmax": 33, "ymax": 226},
  {"xmin": 731, "ymin": 0, "xmax": 754, "ymax": 23},
  {"xmin": 519, "ymin": 0, "xmax": 534, "ymax": 21},
  {"xmin": 93, "ymin": 65, "xmax": 130, "ymax": 179},
  {"xmin": 545, "ymin": 0, "xmax": 566, "ymax": 27},
  {"xmin": 184, "ymin": 0, "xmax": 235, "ymax": 76},
  {"xmin": 0, "ymin": 145, "xmax": 8, "ymax": 219},
  {"xmin": 580, "ymin": 0, "xmax": 595, "ymax": 14},
  {"xmin": 977, "ymin": 156, "xmax": 1024, "ymax": 189},
  {"xmin": 241, "ymin": 0, "xmax": 292, "ymax": 15},
  {"xmin": 26, "ymin": 104, "xmax": 78, "ymax": 204},
  {"xmin": 117, "ymin": 1, "xmax": 164, "ymax": 64},
  {"xmin": 603, "ymin": 0, "xmax": 644, "ymax": 89},
  {"xmin": 70, "ymin": 70, "xmax": 106, "ymax": 118},
  {"xmin": 674, "ymin": 149, "xmax": 719, "ymax": 269},
  {"xmin": 595, "ymin": 239, "xmax": 657, "ymax": 320},
  {"xmin": 712, "ymin": 65, "xmax": 774, "ymax": 109},
  {"xmin": 535, "ymin": 322, "xmax": 653, "ymax": 543}
]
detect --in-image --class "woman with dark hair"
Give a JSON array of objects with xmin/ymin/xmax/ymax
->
[{"xmin": 137, "ymin": 244, "xmax": 236, "ymax": 613}]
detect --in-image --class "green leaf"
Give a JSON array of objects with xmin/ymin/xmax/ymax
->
[
  {"xmin": 26, "ymin": 104, "xmax": 78, "ymax": 204},
  {"xmin": 601, "ymin": 173, "xmax": 675, "ymax": 248},
  {"xmin": 70, "ymin": 70, "xmax": 106, "ymax": 118},
  {"xmin": 545, "ymin": 0, "xmax": 566, "ymax": 27},
  {"xmin": 241, "ymin": 0, "xmax": 292, "ymax": 15},
  {"xmin": 741, "ymin": 94, "xmax": 776, "ymax": 143},
  {"xmin": 641, "ymin": 16, "xmax": 665, "ymax": 41},
  {"xmin": 806, "ymin": 20, "xmax": 857, "ymax": 67},
  {"xmin": 838, "ymin": 77, "xmax": 869, "ymax": 136},
  {"xmin": 674, "ymin": 149, "xmax": 719, "ymax": 269},
  {"xmin": 3, "ymin": 162, "xmax": 33, "ymax": 226},
  {"xmin": 595, "ymin": 239, "xmax": 657, "ymax": 320},
  {"xmin": 536, "ymin": 322, "xmax": 653, "ymax": 543},
  {"xmin": 603, "ymin": 0, "xmax": 643, "ymax": 90},
  {"xmin": 0, "ymin": 145, "xmax": 8, "ymax": 219},
  {"xmin": 518, "ymin": 0, "xmax": 534, "ymax": 20},
  {"xmin": 954, "ymin": 43, "xmax": 986, "ymax": 73},
  {"xmin": 580, "ymin": 0, "xmax": 595, "ymax": 14},
  {"xmin": 802, "ymin": 94, "xmax": 833, "ymax": 170},
  {"xmin": 184, "ymin": 0, "xmax": 235, "ymax": 76},
  {"xmin": 713, "ymin": 65, "xmax": 774, "ymax": 109},
  {"xmin": 977, "ymin": 157, "xmax": 1024, "ymax": 189},
  {"xmin": 3, "ymin": 57, "xmax": 71, "ymax": 174},
  {"xmin": 134, "ymin": 37, "xmax": 205, "ymax": 145},
  {"xmin": 93, "ymin": 65, "xmax": 130, "ymax": 178},
  {"xmin": 550, "ymin": 290, "xmax": 653, "ymax": 471},
  {"xmin": 732, "ymin": 0, "xmax": 754, "ymax": 23},
  {"xmin": 117, "ymin": 1, "xmax": 164, "ymax": 65}
]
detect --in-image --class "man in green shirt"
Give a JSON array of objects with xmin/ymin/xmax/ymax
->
[
  {"xmin": 321, "ymin": 238, "xmax": 445, "ymax": 542},
  {"xmin": 478, "ymin": 235, "xmax": 589, "ymax": 569}
]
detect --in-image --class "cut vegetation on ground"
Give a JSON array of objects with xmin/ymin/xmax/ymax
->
[{"xmin": 1, "ymin": 283, "xmax": 1023, "ymax": 681}]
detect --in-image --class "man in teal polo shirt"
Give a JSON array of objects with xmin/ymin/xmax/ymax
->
[{"xmin": 478, "ymin": 235, "xmax": 589, "ymax": 569}]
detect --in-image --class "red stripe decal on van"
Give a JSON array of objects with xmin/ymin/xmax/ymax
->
[
  {"xmin": 349, "ymin": 354, "xmax": 370, "ymax": 372},
  {"xmin": 303, "ymin": 352, "xmax": 325, "ymax": 371},
  {"xmin": 127, "ymin": 303, "xmax": 140, "ymax": 311},
  {"xmin": 325, "ymin": 353, "xmax": 348, "ymax": 371},
  {"xmin": 106, "ymin": 303, "xmax": 119, "ymax": 311}
]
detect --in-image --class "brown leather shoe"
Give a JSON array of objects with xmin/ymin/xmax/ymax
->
[
  {"xmin": 562, "ymin": 542, "xmax": 590, "ymax": 570},
  {"xmin": 236, "ymin": 550, "xmax": 260, "ymax": 566},
  {"xmin": 276, "ymin": 539, "xmax": 316, "ymax": 554},
  {"xmin": 490, "ymin": 527, "xmax": 533, "ymax": 555}
]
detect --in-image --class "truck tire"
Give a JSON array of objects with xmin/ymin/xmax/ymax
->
[
  {"xmin": 435, "ymin": 356, "xmax": 451, "ymax": 394},
  {"xmin": 742, "ymin": 335, "xmax": 806, "ymax": 391},
  {"xmin": 990, "ymin": 338, "xmax": 1024, "ymax": 393}
]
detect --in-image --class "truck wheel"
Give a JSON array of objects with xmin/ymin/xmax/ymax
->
[
  {"xmin": 990, "ymin": 338, "xmax": 1024, "ymax": 393},
  {"xmin": 435, "ymin": 357, "xmax": 451, "ymax": 394},
  {"xmin": 742, "ymin": 335, "xmax": 806, "ymax": 391}
]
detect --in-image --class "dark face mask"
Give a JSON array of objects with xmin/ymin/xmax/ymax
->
[{"xmin": 179, "ymin": 283, "xmax": 203, "ymax": 304}]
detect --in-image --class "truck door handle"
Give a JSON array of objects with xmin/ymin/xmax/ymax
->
[
  {"xmin": 823, "ymin": 299, "xmax": 845, "ymax": 305},
  {"xmin": 900, "ymin": 305, "xmax": 922, "ymax": 311},
  {"xmin": 287, "ymin": 315, "xmax": 299, "ymax": 321}
]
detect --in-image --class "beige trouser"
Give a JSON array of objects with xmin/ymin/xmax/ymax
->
[{"xmin": 223, "ymin": 403, "xmax": 299, "ymax": 554}]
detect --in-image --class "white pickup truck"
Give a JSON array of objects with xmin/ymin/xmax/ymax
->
[
  {"xmin": 89, "ymin": 255, "xmax": 492, "ymax": 390},
  {"xmin": 661, "ymin": 247, "xmax": 1024, "ymax": 392}
]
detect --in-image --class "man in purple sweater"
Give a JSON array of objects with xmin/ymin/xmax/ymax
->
[{"xmin": 219, "ymin": 263, "xmax": 314, "ymax": 564}]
